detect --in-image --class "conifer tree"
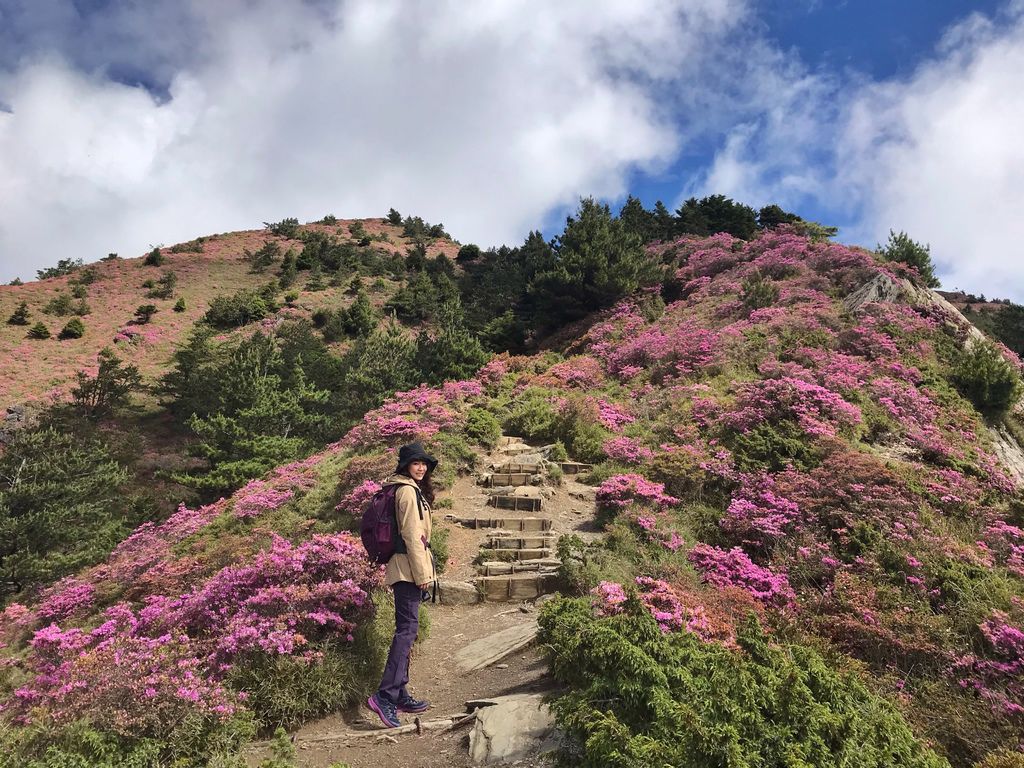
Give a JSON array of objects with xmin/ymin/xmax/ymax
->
[
  {"xmin": 415, "ymin": 299, "xmax": 489, "ymax": 383},
  {"xmin": 27, "ymin": 321, "xmax": 50, "ymax": 339},
  {"xmin": 0, "ymin": 426, "xmax": 130, "ymax": 595},
  {"xmin": 340, "ymin": 320, "xmax": 418, "ymax": 421},
  {"xmin": 7, "ymin": 301, "xmax": 30, "ymax": 326},
  {"xmin": 72, "ymin": 347, "xmax": 142, "ymax": 418},
  {"xmin": 172, "ymin": 333, "xmax": 330, "ymax": 497}
]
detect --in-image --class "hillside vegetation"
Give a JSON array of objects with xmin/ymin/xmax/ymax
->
[{"xmin": 1, "ymin": 199, "xmax": 1024, "ymax": 767}]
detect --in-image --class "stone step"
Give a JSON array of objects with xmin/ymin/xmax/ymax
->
[
  {"xmin": 496, "ymin": 436, "xmax": 524, "ymax": 447},
  {"xmin": 488, "ymin": 495, "xmax": 543, "ymax": 512},
  {"xmin": 499, "ymin": 444, "xmax": 541, "ymax": 456},
  {"xmin": 476, "ymin": 560, "xmax": 561, "ymax": 576},
  {"xmin": 496, "ymin": 462, "xmax": 544, "ymax": 474},
  {"xmin": 485, "ymin": 532, "xmax": 557, "ymax": 550},
  {"xmin": 455, "ymin": 621, "xmax": 539, "ymax": 672},
  {"xmin": 485, "ymin": 472, "xmax": 538, "ymax": 487},
  {"xmin": 476, "ymin": 573, "xmax": 560, "ymax": 602},
  {"xmin": 450, "ymin": 516, "xmax": 553, "ymax": 532},
  {"xmin": 558, "ymin": 461, "xmax": 594, "ymax": 474}
]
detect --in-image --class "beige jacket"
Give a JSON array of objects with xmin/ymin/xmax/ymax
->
[{"xmin": 383, "ymin": 474, "xmax": 435, "ymax": 587}]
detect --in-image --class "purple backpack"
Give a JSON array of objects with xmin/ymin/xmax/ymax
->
[{"xmin": 360, "ymin": 485, "xmax": 400, "ymax": 564}]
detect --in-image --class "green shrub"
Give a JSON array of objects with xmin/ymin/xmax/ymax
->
[
  {"xmin": 70, "ymin": 283, "xmax": 88, "ymax": 299},
  {"xmin": 174, "ymin": 297, "xmax": 187, "ymax": 312},
  {"xmin": 42, "ymin": 292, "xmax": 74, "ymax": 315},
  {"xmin": 170, "ymin": 238, "xmax": 205, "ymax": 254},
  {"xmin": 27, "ymin": 321, "xmax": 50, "ymax": 339},
  {"xmin": 548, "ymin": 441, "xmax": 569, "ymax": 462},
  {"xmin": 265, "ymin": 217, "xmax": 300, "ymax": 238},
  {"xmin": 58, "ymin": 317, "xmax": 85, "ymax": 339},
  {"xmin": 503, "ymin": 387, "xmax": 559, "ymax": 443},
  {"xmin": 0, "ymin": 711, "xmax": 255, "ymax": 768},
  {"xmin": 430, "ymin": 527, "xmax": 450, "ymax": 574},
  {"xmin": 465, "ymin": 407, "xmax": 502, "ymax": 448},
  {"xmin": 539, "ymin": 598, "xmax": 949, "ymax": 768},
  {"xmin": 36, "ymin": 257, "xmax": 83, "ymax": 280},
  {"xmin": 877, "ymin": 230, "xmax": 939, "ymax": 288},
  {"xmin": 143, "ymin": 247, "xmax": 164, "ymax": 266},
  {"xmin": 951, "ymin": 341, "xmax": 1023, "ymax": 418},
  {"xmin": 203, "ymin": 289, "xmax": 274, "ymax": 329},
  {"xmin": 741, "ymin": 271, "xmax": 780, "ymax": 310},
  {"xmin": 133, "ymin": 304, "xmax": 157, "ymax": 324},
  {"xmin": 729, "ymin": 418, "xmax": 819, "ymax": 472}
]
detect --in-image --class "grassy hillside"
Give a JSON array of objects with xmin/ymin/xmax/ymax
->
[
  {"xmin": 0, "ymin": 217, "xmax": 457, "ymax": 408},
  {"xmin": 2, "ymin": 208, "xmax": 1024, "ymax": 766}
]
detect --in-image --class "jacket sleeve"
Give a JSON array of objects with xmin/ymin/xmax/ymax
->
[{"xmin": 395, "ymin": 485, "xmax": 434, "ymax": 585}]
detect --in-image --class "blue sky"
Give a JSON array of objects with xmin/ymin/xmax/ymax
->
[{"xmin": 1, "ymin": 0, "xmax": 1022, "ymax": 299}]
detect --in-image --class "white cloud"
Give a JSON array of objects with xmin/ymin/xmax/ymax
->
[
  {"xmin": 0, "ymin": 0, "xmax": 747, "ymax": 281},
  {"xmin": 690, "ymin": 3, "xmax": 1024, "ymax": 301},
  {"xmin": 837, "ymin": 7, "xmax": 1024, "ymax": 299}
]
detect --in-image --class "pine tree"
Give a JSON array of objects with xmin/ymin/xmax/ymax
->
[
  {"xmin": 58, "ymin": 318, "xmax": 86, "ymax": 340},
  {"xmin": 877, "ymin": 230, "xmax": 940, "ymax": 288},
  {"xmin": 27, "ymin": 321, "xmax": 50, "ymax": 339},
  {"xmin": 416, "ymin": 300, "xmax": 489, "ymax": 383},
  {"xmin": 0, "ymin": 426, "xmax": 130, "ymax": 595},
  {"xmin": 7, "ymin": 301, "xmax": 30, "ymax": 326},
  {"xmin": 529, "ymin": 198, "xmax": 659, "ymax": 329},
  {"xmin": 172, "ymin": 333, "xmax": 330, "ymax": 497},
  {"xmin": 72, "ymin": 347, "xmax": 142, "ymax": 418},
  {"xmin": 340, "ymin": 321, "xmax": 419, "ymax": 422}
]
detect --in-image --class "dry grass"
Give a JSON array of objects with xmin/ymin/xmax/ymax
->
[{"xmin": 0, "ymin": 219, "xmax": 459, "ymax": 407}]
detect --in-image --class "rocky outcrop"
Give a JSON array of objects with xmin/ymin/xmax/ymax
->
[{"xmin": 468, "ymin": 693, "xmax": 558, "ymax": 765}]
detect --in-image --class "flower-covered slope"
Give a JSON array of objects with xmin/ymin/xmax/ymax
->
[
  {"xmin": 493, "ymin": 230, "xmax": 1024, "ymax": 763},
  {"xmin": 3, "ymin": 227, "xmax": 1024, "ymax": 765}
]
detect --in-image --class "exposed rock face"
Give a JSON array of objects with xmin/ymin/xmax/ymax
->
[
  {"xmin": 0, "ymin": 404, "xmax": 29, "ymax": 446},
  {"xmin": 468, "ymin": 693, "xmax": 558, "ymax": 765},
  {"xmin": 989, "ymin": 424, "xmax": 1024, "ymax": 486},
  {"xmin": 845, "ymin": 272, "xmax": 1024, "ymax": 484}
]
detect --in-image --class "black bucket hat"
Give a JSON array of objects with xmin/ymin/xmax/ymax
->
[{"xmin": 395, "ymin": 441, "xmax": 437, "ymax": 475}]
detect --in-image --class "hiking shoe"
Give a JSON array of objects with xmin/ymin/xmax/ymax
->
[
  {"xmin": 367, "ymin": 691, "xmax": 401, "ymax": 728},
  {"xmin": 396, "ymin": 693, "xmax": 430, "ymax": 713}
]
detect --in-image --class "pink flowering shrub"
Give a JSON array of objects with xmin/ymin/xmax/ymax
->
[
  {"xmin": 335, "ymin": 479, "xmax": 382, "ymax": 518},
  {"xmin": 720, "ymin": 473, "xmax": 801, "ymax": 548},
  {"xmin": 688, "ymin": 543, "xmax": 795, "ymax": 609},
  {"xmin": 595, "ymin": 474, "xmax": 677, "ymax": 525},
  {"xmin": 4, "ymin": 533, "xmax": 381, "ymax": 732},
  {"xmin": 602, "ymin": 436, "xmax": 655, "ymax": 465},
  {"xmin": 951, "ymin": 612, "xmax": 1024, "ymax": 718},
  {"xmin": 721, "ymin": 376, "xmax": 862, "ymax": 439},
  {"xmin": 232, "ymin": 479, "xmax": 295, "ymax": 519}
]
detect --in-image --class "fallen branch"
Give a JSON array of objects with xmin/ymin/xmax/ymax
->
[{"xmin": 296, "ymin": 713, "xmax": 471, "ymax": 744}]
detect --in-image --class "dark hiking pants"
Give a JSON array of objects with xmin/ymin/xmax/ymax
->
[{"xmin": 377, "ymin": 580, "xmax": 421, "ymax": 702}]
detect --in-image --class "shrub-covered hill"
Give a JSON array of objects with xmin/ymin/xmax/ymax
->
[
  {"xmin": 2, "ymin": 225, "xmax": 1024, "ymax": 766},
  {"xmin": 0, "ymin": 216, "xmax": 459, "ymax": 408}
]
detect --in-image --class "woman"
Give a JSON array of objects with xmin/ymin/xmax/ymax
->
[{"xmin": 367, "ymin": 441, "xmax": 438, "ymax": 728}]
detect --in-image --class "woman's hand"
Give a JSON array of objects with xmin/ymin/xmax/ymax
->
[{"xmin": 418, "ymin": 582, "xmax": 430, "ymax": 591}]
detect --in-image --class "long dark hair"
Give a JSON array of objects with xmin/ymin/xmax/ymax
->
[{"xmin": 399, "ymin": 469, "xmax": 435, "ymax": 504}]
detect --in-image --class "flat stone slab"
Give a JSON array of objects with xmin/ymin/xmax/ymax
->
[
  {"xmin": 488, "ymin": 473, "xmax": 533, "ymax": 487},
  {"xmin": 453, "ymin": 516, "xmax": 552, "ymax": 532},
  {"xmin": 455, "ymin": 621, "xmax": 539, "ymax": 673},
  {"xmin": 437, "ymin": 579, "xmax": 480, "ymax": 606},
  {"xmin": 488, "ymin": 495, "xmax": 542, "ymax": 512},
  {"xmin": 468, "ymin": 693, "xmax": 558, "ymax": 765},
  {"xmin": 496, "ymin": 462, "xmax": 543, "ymax": 474},
  {"xmin": 558, "ymin": 461, "xmax": 594, "ymax": 474},
  {"xmin": 477, "ymin": 573, "xmax": 559, "ymax": 601}
]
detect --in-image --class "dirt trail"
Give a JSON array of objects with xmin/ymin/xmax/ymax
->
[{"xmin": 245, "ymin": 439, "xmax": 600, "ymax": 767}]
